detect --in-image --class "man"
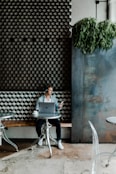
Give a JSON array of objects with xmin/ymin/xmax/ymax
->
[{"xmin": 35, "ymin": 85, "xmax": 64, "ymax": 150}]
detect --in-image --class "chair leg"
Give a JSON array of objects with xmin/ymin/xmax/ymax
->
[{"xmin": 105, "ymin": 147, "xmax": 116, "ymax": 167}]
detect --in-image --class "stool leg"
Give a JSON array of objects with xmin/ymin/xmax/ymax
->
[
  {"xmin": 46, "ymin": 119, "xmax": 52, "ymax": 158},
  {"xmin": 48, "ymin": 123, "xmax": 57, "ymax": 145}
]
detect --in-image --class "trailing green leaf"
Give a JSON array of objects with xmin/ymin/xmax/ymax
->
[{"xmin": 73, "ymin": 18, "xmax": 116, "ymax": 54}]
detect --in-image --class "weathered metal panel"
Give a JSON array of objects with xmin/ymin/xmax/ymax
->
[{"xmin": 72, "ymin": 40, "xmax": 116, "ymax": 143}]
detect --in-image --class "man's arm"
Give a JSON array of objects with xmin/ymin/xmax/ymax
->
[{"xmin": 35, "ymin": 95, "xmax": 44, "ymax": 111}]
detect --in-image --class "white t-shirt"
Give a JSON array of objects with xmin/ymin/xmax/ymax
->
[{"xmin": 44, "ymin": 97, "xmax": 52, "ymax": 103}]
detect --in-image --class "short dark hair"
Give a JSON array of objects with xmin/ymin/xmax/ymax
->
[{"xmin": 44, "ymin": 84, "xmax": 53, "ymax": 91}]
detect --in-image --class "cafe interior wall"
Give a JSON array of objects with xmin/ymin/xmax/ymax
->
[
  {"xmin": 71, "ymin": 0, "xmax": 116, "ymax": 143},
  {"xmin": 0, "ymin": 0, "xmax": 113, "ymax": 140},
  {"xmin": 0, "ymin": 0, "xmax": 72, "ymax": 139},
  {"xmin": 72, "ymin": 42, "xmax": 116, "ymax": 143}
]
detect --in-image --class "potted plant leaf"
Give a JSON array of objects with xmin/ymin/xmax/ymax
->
[{"xmin": 73, "ymin": 17, "xmax": 116, "ymax": 54}]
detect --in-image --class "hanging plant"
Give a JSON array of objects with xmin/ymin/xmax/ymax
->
[
  {"xmin": 97, "ymin": 20, "xmax": 116, "ymax": 50},
  {"xmin": 73, "ymin": 17, "xmax": 116, "ymax": 54}
]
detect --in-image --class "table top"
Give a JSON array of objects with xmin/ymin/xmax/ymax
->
[
  {"xmin": 38, "ymin": 113, "xmax": 61, "ymax": 119},
  {"xmin": 0, "ymin": 112, "xmax": 14, "ymax": 120},
  {"xmin": 106, "ymin": 116, "xmax": 116, "ymax": 124}
]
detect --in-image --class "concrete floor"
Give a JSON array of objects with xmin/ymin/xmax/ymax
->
[{"xmin": 0, "ymin": 142, "xmax": 116, "ymax": 174}]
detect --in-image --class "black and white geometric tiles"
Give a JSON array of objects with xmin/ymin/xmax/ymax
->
[
  {"xmin": 0, "ymin": 91, "xmax": 71, "ymax": 122},
  {"xmin": 0, "ymin": 0, "xmax": 72, "ymax": 91}
]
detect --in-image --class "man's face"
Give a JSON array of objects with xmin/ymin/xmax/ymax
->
[{"xmin": 48, "ymin": 87, "xmax": 53, "ymax": 96}]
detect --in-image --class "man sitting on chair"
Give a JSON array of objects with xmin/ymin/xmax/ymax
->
[{"xmin": 35, "ymin": 84, "xmax": 64, "ymax": 150}]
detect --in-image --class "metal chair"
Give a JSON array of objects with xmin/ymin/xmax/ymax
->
[
  {"xmin": 88, "ymin": 121, "xmax": 100, "ymax": 174},
  {"xmin": 88, "ymin": 120, "xmax": 113, "ymax": 174}
]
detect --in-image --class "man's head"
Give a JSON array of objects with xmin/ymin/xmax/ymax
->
[{"xmin": 45, "ymin": 84, "xmax": 53, "ymax": 96}]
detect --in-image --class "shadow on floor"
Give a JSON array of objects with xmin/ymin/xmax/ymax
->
[{"xmin": 0, "ymin": 139, "xmax": 36, "ymax": 158}]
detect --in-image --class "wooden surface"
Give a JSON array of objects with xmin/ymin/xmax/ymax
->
[{"xmin": 2, "ymin": 120, "xmax": 72, "ymax": 128}]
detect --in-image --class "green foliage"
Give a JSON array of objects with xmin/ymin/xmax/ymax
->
[{"xmin": 73, "ymin": 18, "xmax": 116, "ymax": 54}]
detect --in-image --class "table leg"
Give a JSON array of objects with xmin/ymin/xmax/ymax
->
[
  {"xmin": 46, "ymin": 119, "xmax": 52, "ymax": 158},
  {"xmin": 49, "ymin": 135, "xmax": 57, "ymax": 144},
  {"xmin": 47, "ymin": 122, "xmax": 57, "ymax": 145},
  {"xmin": 2, "ymin": 128, "xmax": 18, "ymax": 151}
]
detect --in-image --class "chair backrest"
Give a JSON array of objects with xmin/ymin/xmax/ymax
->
[
  {"xmin": 88, "ymin": 121, "xmax": 100, "ymax": 174},
  {"xmin": 88, "ymin": 121, "xmax": 99, "ymax": 156}
]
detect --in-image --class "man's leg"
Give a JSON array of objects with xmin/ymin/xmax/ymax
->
[
  {"xmin": 49, "ymin": 119, "xmax": 64, "ymax": 150},
  {"xmin": 36, "ymin": 119, "xmax": 45, "ymax": 146}
]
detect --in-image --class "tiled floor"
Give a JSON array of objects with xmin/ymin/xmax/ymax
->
[{"xmin": 0, "ymin": 140, "xmax": 116, "ymax": 174}]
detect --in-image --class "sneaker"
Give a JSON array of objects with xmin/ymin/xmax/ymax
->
[
  {"xmin": 38, "ymin": 137, "xmax": 43, "ymax": 146},
  {"xmin": 57, "ymin": 140, "xmax": 64, "ymax": 150},
  {"xmin": 38, "ymin": 134, "xmax": 45, "ymax": 146}
]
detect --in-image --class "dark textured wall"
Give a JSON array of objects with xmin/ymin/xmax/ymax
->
[
  {"xmin": 0, "ymin": 0, "xmax": 71, "ymax": 91},
  {"xmin": 0, "ymin": 91, "xmax": 71, "ymax": 122}
]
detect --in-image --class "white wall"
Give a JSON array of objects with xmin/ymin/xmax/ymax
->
[
  {"xmin": 109, "ymin": 0, "xmax": 116, "ymax": 22},
  {"xmin": 6, "ymin": 127, "xmax": 71, "ymax": 139},
  {"xmin": 71, "ymin": 0, "xmax": 107, "ymax": 25}
]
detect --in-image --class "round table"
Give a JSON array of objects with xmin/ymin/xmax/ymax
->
[
  {"xmin": 106, "ymin": 116, "xmax": 116, "ymax": 124},
  {"xmin": 35, "ymin": 113, "xmax": 61, "ymax": 158},
  {"xmin": 0, "ymin": 112, "xmax": 18, "ymax": 151},
  {"xmin": 105, "ymin": 116, "xmax": 116, "ymax": 166}
]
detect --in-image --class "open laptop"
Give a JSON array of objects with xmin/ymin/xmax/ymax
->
[{"xmin": 39, "ymin": 102, "xmax": 56, "ymax": 117}]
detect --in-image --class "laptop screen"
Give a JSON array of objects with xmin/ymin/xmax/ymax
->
[{"xmin": 39, "ymin": 102, "xmax": 55, "ymax": 114}]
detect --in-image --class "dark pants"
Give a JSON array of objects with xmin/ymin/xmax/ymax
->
[{"xmin": 36, "ymin": 119, "xmax": 61, "ymax": 141}]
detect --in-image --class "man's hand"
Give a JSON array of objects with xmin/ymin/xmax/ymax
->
[{"xmin": 59, "ymin": 101, "xmax": 64, "ymax": 110}]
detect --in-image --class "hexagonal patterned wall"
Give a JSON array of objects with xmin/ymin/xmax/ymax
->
[
  {"xmin": 0, "ymin": 0, "xmax": 72, "ymax": 91},
  {"xmin": 0, "ymin": 91, "xmax": 71, "ymax": 122}
]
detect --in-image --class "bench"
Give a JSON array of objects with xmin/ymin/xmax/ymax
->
[
  {"xmin": 0, "ymin": 91, "xmax": 72, "ymax": 131},
  {"xmin": 2, "ymin": 120, "xmax": 72, "ymax": 128}
]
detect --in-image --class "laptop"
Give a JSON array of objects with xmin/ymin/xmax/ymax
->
[{"xmin": 39, "ymin": 102, "xmax": 56, "ymax": 117}]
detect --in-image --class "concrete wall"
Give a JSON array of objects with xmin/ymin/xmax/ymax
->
[{"xmin": 5, "ymin": 0, "xmax": 113, "ymax": 140}]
